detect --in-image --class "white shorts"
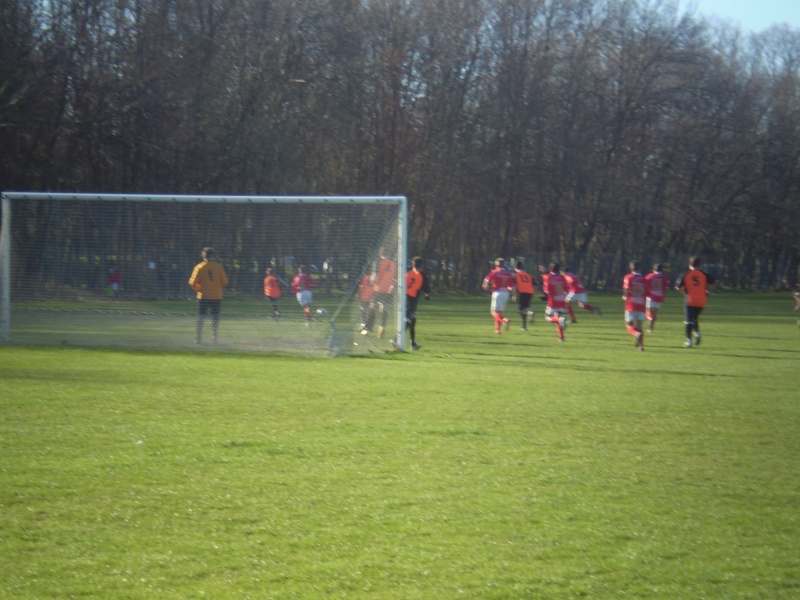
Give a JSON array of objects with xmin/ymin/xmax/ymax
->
[
  {"xmin": 491, "ymin": 291, "xmax": 510, "ymax": 314},
  {"xmin": 566, "ymin": 292, "xmax": 587, "ymax": 303},
  {"xmin": 545, "ymin": 306, "xmax": 566, "ymax": 317},
  {"xmin": 646, "ymin": 298, "xmax": 662, "ymax": 309},
  {"xmin": 626, "ymin": 311, "xmax": 646, "ymax": 323},
  {"xmin": 296, "ymin": 290, "xmax": 313, "ymax": 307}
]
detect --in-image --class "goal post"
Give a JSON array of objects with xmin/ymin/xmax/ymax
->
[{"xmin": 0, "ymin": 192, "xmax": 408, "ymax": 355}]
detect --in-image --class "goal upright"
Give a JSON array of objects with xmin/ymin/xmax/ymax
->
[{"xmin": 0, "ymin": 192, "xmax": 408, "ymax": 355}]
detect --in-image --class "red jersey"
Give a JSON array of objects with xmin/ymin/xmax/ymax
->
[
  {"xmin": 564, "ymin": 272, "xmax": 586, "ymax": 294},
  {"xmin": 546, "ymin": 272, "xmax": 569, "ymax": 309},
  {"xmin": 291, "ymin": 273, "xmax": 319, "ymax": 293},
  {"xmin": 264, "ymin": 275, "xmax": 281, "ymax": 299},
  {"xmin": 515, "ymin": 270, "xmax": 535, "ymax": 295},
  {"xmin": 645, "ymin": 272, "xmax": 669, "ymax": 303},
  {"xmin": 540, "ymin": 272, "xmax": 551, "ymax": 295},
  {"xmin": 623, "ymin": 272, "xmax": 649, "ymax": 311},
  {"xmin": 483, "ymin": 267, "xmax": 515, "ymax": 292},
  {"xmin": 358, "ymin": 274, "xmax": 374, "ymax": 302}
]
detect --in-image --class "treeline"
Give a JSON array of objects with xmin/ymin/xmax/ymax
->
[{"xmin": 2, "ymin": 0, "xmax": 799, "ymax": 291}]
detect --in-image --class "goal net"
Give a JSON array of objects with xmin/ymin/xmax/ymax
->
[{"xmin": 0, "ymin": 193, "xmax": 408, "ymax": 356}]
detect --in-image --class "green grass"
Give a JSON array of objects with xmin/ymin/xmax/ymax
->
[{"xmin": 1, "ymin": 292, "xmax": 799, "ymax": 598}]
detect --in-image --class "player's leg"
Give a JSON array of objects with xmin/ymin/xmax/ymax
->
[
  {"xmin": 210, "ymin": 300, "xmax": 221, "ymax": 344},
  {"xmin": 634, "ymin": 318, "xmax": 644, "ymax": 350},
  {"xmin": 579, "ymin": 298, "xmax": 599, "ymax": 315},
  {"xmin": 692, "ymin": 307, "xmax": 703, "ymax": 345},
  {"xmin": 566, "ymin": 302, "xmax": 577, "ymax": 323},
  {"xmin": 196, "ymin": 300, "xmax": 208, "ymax": 344},
  {"xmin": 683, "ymin": 305, "xmax": 695, "ymax": 347},
  {"xmin": 303, "ymin": 292, "xmax": 313, "ymax": 323},
  {"xmin": 518, "ymin": 294, "xmax": 531, "ymax": 330},
  {"xmin": 625, "ymin": 311, "xmax": 644, "ymax": 349},
  {"xmin": 493, "ymin": 292, "xmax": 510, "ymax": 334}
]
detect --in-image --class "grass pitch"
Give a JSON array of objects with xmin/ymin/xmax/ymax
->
[{"xmin": 1, "ymin": 292, "xmax": 799, "ymax": 598}]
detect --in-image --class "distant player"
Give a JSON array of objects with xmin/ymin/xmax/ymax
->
[
  {"xmin": 373, "ymin": 252, "xmax": 397, "ymax": 338},
  {"xmin": 188, "ymin": 247, "xmax": 229, "ymax": 345},
  {"xmin": 263, "ymin": 267, "xmax": 282, "ymax": 320},
  {"xmin": 291, "ymin": 265, "xmax": 320, "ymax": 326},
  {"xmin": 563, "ymin": 267, "xmax": 601, "ymax": 322},
  {"xmin": 105, "ymin": 266, "xmax": 122, "ymax": 298},
  {"xmin": 538, "ymin": 264, "xmax": 550, "ymax": 302},
  {"xmin": 645, "ymin": 264, "xmax": 670, "ymax": 332},
  {"xmin": 544, "ymin": 263, "xmax": 570, "ymax": 342},
  {"xmin": 357, "ymin": 272, "xmax": 375, "ymax": 334},
  {"xmin": 514, "ymin": 261, "xmax": 535, "ymax": 331},
  {"xmin": 622, "ymin": 261, "xmax": 648, "ymax": 351},
  {"xmin": 482, "ymin": 258, "xmax": 515, "ymax": 334},
  {"xmin": 795, "ymin": 286, "xmax": 800, "ymax": 328},
  {"xmin": 675, "ymin": 256, "xmax": 715, "ymax": 347},
  {"xmin": 405, "ymin": 256, "xmax": 431, "ymax": 350}
]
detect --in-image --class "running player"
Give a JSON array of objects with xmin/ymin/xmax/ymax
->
[{"xmin": 482, "ymin": 258, "xmax": 515, "ymax": 334}]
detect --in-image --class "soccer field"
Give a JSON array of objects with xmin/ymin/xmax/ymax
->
[{"xmin": 1, "ymin": 292, "xmax": 799, "ymax": 598}]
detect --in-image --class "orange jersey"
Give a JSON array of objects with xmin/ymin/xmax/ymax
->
[
  {"xmin": 374, "ymin": 258, "xmax": 397, "ymax": 294},
  {"xmin": 264, "ymin": 275, "xmax": 281, "ymax": 299},
  {"xmin": 406, "ymin": 269, "xmax": 429, "ymax": 298},
  {"xmin": 515, "ymin": 270, "xmax": 535, "ymax": 295},
  {"xmin": 188, "ymin": 260, "xmax": 229, "ymax": 300},
  {"xmin": 678, "ymin": 269, "xmax": 712, "ymax": 308}
]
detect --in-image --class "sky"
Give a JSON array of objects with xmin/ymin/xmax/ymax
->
[{"xmin": 679, "ymin": 0, "xmax": 800, "ymax": 32}]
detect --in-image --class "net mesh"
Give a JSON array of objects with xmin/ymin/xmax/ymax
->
[{"xmin": 1, "ymin": 195, "xmax": 405, "ymax": 356}]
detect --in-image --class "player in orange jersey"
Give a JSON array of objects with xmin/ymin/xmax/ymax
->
[
  {"xmin": 263, "ymin": 267, "xmax": 282, "ymax": 320},
  {"xmin": 405, "ymin": 256, "xmax": 431, "ymax": 350},
  {"xmin": 513, "ymin": 261, "xmax": 536, "ymax": 331},
  {"xmin": 675, "ymin": 256, "xmax": 715, "ymax": 348},
  {"xmin": 188, "ymin": 247, "xmax": 229, "ymax": 345},
  {"xmin": 373, "ymin": 252, "xmax": 397, "ymax": 338}
]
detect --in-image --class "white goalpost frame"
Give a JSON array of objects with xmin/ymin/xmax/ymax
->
[{"xmin": 0, "ymin": 192, "xmax": 409, "ymax": 351}]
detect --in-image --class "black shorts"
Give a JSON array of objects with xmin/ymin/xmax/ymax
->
[
  {"xmin": 518, "ymin": 293, "xmax": 532, "ymax": 311},
  {"xmin": 684, "ymin": 305, "xmax": 703, "ymax": 325},
  {"xmin": 406, "ymin": 295, "xmax": 419, "ymax": 318},
  {"xmin": 199, "ymin": 299, "xmax": 222, "ymax": 317}
]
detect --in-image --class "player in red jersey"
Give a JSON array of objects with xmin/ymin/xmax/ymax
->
[
  {"xmin": 544, "ymin": 263, "xmax": 570, "ymax": 341},
  {"xmin": 563, "ymin": 267, "xmax": 602, "ymax": 323},
  {"xmin": 291, "ymin": 265, "xmax": 321, "ymax": 325},
  {"xmin": 357, "ymin": 272, "xmax": 375, "ymax": 334},
  {"xmin": 538, "ymin": 264, "xmax": 550, "ymax": 299},
  {"xmin": 622, "ymin": 261, "xmax": 649, "ymax": 351},
  {"xmin": 645, "ymin": 264, "xmax": 670, "ymax": 333},
  {"xmin": 482, "ymin": 258, "xmax": 515, "ymax": 334}
]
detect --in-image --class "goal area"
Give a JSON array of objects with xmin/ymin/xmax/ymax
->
[{"xmin": 0, "ymin": 193, "xmax": 408, "ymax": 356}]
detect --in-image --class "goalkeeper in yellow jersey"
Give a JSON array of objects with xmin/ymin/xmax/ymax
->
[{"xmin": 188, "ymin": 247, "xmax": 229, "ymax": 345}]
